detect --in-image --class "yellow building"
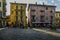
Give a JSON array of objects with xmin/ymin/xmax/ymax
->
[
  {"xmin": 55, "ymin": 11, "xmax": 60, "ymax": 25},
  {"xmin": 10, "ymin": 2, "xmax": 27, "ymax": 27}
]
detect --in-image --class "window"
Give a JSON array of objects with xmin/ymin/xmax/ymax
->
[
  {"xmin": 3, "ymin": 13, "xmax": 6, "ymax": 17},
  {"xmin": 0, "ymin": 11, "xmax": 2, "ymax": 17},
  {"xmin": 20, "ymin": 6, "xmax": 23, "ymax": 15},
  {"xmin": 11, "ymin": 5, "xmax": 14, "ymax": 9},
  {"xmin": 40, "ymin": 10, "xmax": 44, "ymax": 12},
  {"xmin": 16, "ymin": 6, "xmax": 18, "ymax": 15},
  {"xmin": 31, "ymin": 19, "xmax": 35, "ymax": 22},
  {"xmin": 20, "ymin": 16, "xmax": 23, "ymax": 22},
  {"xmin": 0, "ymin": 20, "xmax": 2, "ymax": 25},
  {"xmin": 20, "ymin": 10, "xmax": 23, "ymax": 16},
  {"xmin": 0, "ymin": 2, "xmax": 1, "ymax": 7},
  {"xmin": 46, "ymin": 6, "xmax": 48, "ymax": 10},
  {"xmin": 31, "ymin": 15, "xmax": 35, "ymax": 22},
  {"xmin": 50, "ymin": 10, "xmax": 53, "ymax": 13},
  {"xmin": 20, "ymin": 6, "xmax": 23, "ymax": 10},
  {"xmin": 59, "ymin": 14, "xmax": 60, "ymax": 16},
  {"xmin": 51, "ymin": 16, "xmax": 53, "ymax": 19},
  {"xmin": 31, "ymin": 10, "xmax": 35, "ymax": 15},
  {"xmin": 31, "ymin": 9, "xmax": 35, "ymax": 12},
  {"xmin": 16, "ymin": 6, "xmax": 18, "ymax": 10},
  {"xmin": 40, "ymin": 16, "xmax": 44, "ymax": 19},
  {"xmin": 50, "ymin": 16, "xmax": 53, "ymax": 23},
  {"xmin": 16, "ymin": 11, "xmax": 18, "ymax": 15},
  {"xmin": 3, "ymin": 20, "xmax": 5, "ymax": 25},
  {"xmin": 32, "ymin": 24, "xmax": 35, "ymax": 27},
  {"xmin": 32, "ymin": 15, "xmax": 35, "ymax": 19},
  {"xmin": 20, "ymin": 6, "xmax": 23, "ymax": 22},
  {"xmin": 16, "ymin": 16, "xmax": 18, "ymax": 23},
  {"xmin": 46, "ymin": 17, "xmax": 48, "ymax": 20},
  {"xmin": 12, "ymin": 11, "xmax": 13, "ymax": 14},
  {"xmin": 40, "ymin": 16, "xmax": 44, "ymax": 22},
  {"xmin": 21, "ymin": 6, "xmax": 23, "ymax": 8},
  {"xmin": 55, "ymin": 14, "xmax": 57, "ymax": 16}
]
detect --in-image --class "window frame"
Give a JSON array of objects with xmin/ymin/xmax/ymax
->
[{"xmin": 46, "ymin": 6, "xmax": 48, "ymax": 10}]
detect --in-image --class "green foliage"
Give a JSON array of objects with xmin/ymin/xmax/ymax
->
[
  {"xmin": 50, "ymin": 25, "xmax": 58, "ymax": 30},
  {"xmin": 55, "ymin": 18, "xmax": 60, "ymax": 28}
]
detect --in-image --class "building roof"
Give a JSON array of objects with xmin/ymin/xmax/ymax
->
[
  {"xmin": 28, "ymin": 4, "xmax": 56, "ymax": 10},
  {"xmin": 10, "ymin": 2, "xmax": 27, "ymax": 5},
  {"xmin": 56, "ymin": 11, "xmax": 60, "ymax": 13},
  {"xmin": 28, "ymin": 4, "xmax": 56, "ymax": 7},
  {"xmin": 56, "ymin": 11, "xmax": 60, "ymax": 12}
]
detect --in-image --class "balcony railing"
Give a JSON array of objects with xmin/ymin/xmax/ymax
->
[
  {"xmin": 31, "ymin": 19, "xmax": 35, "ymax": 22},
  {"xmin": 40, "ymin": 19, "xmax": 45, "ymax": 22}
]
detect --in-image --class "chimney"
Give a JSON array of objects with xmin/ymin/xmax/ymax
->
[
  {"xmin": 43, "ymin": 2, "xmax": 44, "ymax": 5},
  {"xmin": 15, "ymin": 1, "xmax": 16, "ymax": 3},
  {"xmin": 35, "ymin": 2, "xmax": 37, "ymax": 5}
]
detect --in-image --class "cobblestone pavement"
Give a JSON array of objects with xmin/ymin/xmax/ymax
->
[{"xmin": 0, "ymin": 28, "xmax": 60, "ymax": 40}]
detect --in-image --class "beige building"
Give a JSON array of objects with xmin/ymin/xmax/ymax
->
[
  {"xmin": 55, "ymin": 11, "xmax": 60, "ymax": 26},
  {"xmin": 0, "ymin": 0, "xmax": 6, "ymax": 27}
]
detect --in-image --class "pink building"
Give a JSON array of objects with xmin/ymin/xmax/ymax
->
[{"xmin": 28, "ymin": 3, "xmax": 56, "ymax": 27}]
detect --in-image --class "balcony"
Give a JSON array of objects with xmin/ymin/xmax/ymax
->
[
  {"xmin": 40, "ymin": 19, "xmax": 45, "ymax": 22},
  {"xmin": 31, "ymin": 12, "xmax": 35, "ymax": 15},
  {"xmin": 3, "ymin": 5, "xmax": 6, "ymax": 12},
  {"xmin": 31, "ymin": 19, "xmax": 35, "ymax": 22},
  {"xmin": 40, "ymin": 11, "xmax": 45, "ymax": 16}
]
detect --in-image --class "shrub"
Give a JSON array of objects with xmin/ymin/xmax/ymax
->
[{"xmin": 50, "ymin": 25, "xmax": 58, "ymax": 30}]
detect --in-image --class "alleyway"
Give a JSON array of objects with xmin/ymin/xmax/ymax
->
[{"xmin": 0, "ymin": 28, "xmax": 60, "ymax": 40}]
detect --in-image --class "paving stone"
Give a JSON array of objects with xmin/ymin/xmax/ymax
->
[{"xmin": 0, "ymin": 28, "xmax": 60, "ymax": 40}]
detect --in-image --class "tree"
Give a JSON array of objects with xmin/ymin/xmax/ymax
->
[
  {"xmin": 55, "ymin": 18, "xmax": 60, "ymax": 27},
  {"xmin": 50, "ymin": 18, "xmax": 60, "ymax": 30}
]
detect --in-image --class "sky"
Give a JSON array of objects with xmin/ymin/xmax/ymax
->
[{"xmin": 6, "ymin": 0, "xmax": 60, "ymax": 16}]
